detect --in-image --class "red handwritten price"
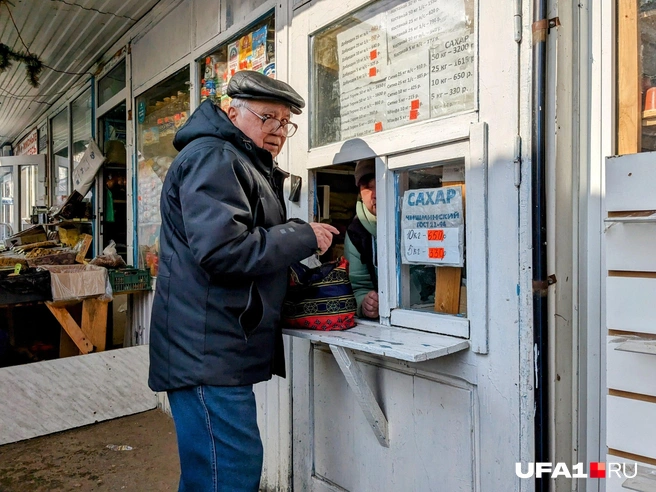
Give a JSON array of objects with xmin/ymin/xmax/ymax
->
[
  {"xmin": 427, "ymin": 229, "xmax": 445, "ymax": 241},
  {"xmin": 428, "ymin": 247, "xmax": 445, "ymax": 259}
]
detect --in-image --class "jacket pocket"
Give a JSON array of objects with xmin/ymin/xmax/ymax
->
[{"xmin": 239, "ymin": 281, "xmax": 264, "ymax": 338}]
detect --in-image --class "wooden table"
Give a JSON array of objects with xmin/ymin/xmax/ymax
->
[
  {"xmin": 1, "ymin": 297, "xmax": 109, "ymax": 358},
  {"xmin": 45, "ymin": 298, "xmax": 109, "ymax": 356}
]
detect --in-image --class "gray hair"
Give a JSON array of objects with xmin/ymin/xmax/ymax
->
[{"xmin": 229, "ymin": 98, "xmax": 248, "ymax": 109}]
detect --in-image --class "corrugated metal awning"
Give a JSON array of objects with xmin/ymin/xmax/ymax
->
[{"xmin": 0, "ymin": 0, "xmax": 164, "ymax": 146}]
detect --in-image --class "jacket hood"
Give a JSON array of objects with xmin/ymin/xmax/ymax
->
[
  {"xmin": 174, "ymin": 99, "xmax": 243, "ymax": 151},
  {"xmin": 356, "ymin": 200, "xmax": 377, "ymax": 237}
]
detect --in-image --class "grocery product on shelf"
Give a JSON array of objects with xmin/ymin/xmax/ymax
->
[{"xmin": 199, "ymin": 17, "xmax": 275, "ymax": 105}]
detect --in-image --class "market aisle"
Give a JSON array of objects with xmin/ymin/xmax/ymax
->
[{"xmin": 0, "ymin": 410, "xmax": 179, "ymax": 491}]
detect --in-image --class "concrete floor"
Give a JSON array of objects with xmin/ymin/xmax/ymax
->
[{"xmin": 0, "ymin": 410, "xmax": 180, "ymax": 492}]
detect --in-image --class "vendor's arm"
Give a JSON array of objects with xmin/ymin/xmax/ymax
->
[
  {"xmin": 344, "ymin": 233, "xmax": 376, "ymax": 317},
  {"xmin": 179, "ymin": 147, "xmax": 317, "ymax": 277}
]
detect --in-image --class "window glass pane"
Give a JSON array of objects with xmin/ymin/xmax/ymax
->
[
  {"xmin": 38, "ymin": 123, "xmax": 47, "ymax": 154},
  {"xmin": 136, "ymin": 67, "xmax": 190, "ymax": 275},
  {"xmin": 310, "ymin": 0, "xmax": 476, "ymax": 148},
  {"xmin": 72, "ymin": 88, "xmax": 92, "ymax": 170},
  {"xmin": 0, "ymin": 168, "xmax": 14, "ymax": 236},
  {"xmin": 20, "ymin": 165, "xmax": 37, "ymax": 231},
  {"xmin": 396, "ymin": 159, "xmax": 466, "ymax": 316},
  {"xmin": 199, "ymin": 14, "xmax": 275, "ymax": 111},
  {"xmin": 98, "ymin": 59, "xmax": 126, "ymax": 107},
  {"xmin": 50, "ymin": 109, "xmax": 69, "ymax": 207},
  {"xmin": 99, "ymin": 103, "xmax": 128, "ymax": 260}
]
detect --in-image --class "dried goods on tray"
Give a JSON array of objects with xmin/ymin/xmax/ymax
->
[{"xmin": 26, "ymin": 251, "xmax": 77, "ymax": 267}]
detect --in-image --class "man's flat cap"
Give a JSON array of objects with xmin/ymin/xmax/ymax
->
[{"xmin": 227, "ymin": 70, "xmax": 305, "ymax": 115}]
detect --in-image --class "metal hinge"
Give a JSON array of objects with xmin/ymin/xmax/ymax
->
[
  {"xmin": 514, "ymin": 0, "xmax": 522, "ymax": 43},
  {"xmin": 514, "ymin": 135, "xmax": 522, "ymax": 187}
]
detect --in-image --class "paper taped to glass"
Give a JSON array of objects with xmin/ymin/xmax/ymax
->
[{"xmin": 401, "ymin": 185, "xmax": 464, "ymax": 267}]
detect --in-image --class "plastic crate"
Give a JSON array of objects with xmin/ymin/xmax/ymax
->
[{"xmin": 108, "ymin": 268, "xmax": 152, "ymax": 293}]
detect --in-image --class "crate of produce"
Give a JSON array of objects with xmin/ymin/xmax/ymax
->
[{"xmin": 108, "ymin": 268, "xmax": 152, "ymax": 293}]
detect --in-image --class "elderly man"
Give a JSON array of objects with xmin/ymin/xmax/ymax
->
[{"xmin": 148, "ymin": 71, "xmax": 337, "ymax": 491}]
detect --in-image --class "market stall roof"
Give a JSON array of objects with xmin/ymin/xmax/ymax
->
[{"xmin": 0, "ymin": 0, "xmax": 165, "ymax": 147}]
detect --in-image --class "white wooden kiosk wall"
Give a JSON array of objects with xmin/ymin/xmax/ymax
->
[
  {"xmin": 604, "ymin": 154, "xmax": 656, "ymax": 491},
  {"xmin": 284, "ymin": 0, "xmax": 534, "ymax": 490},
  {"xmin": 1, "ymin": 0, "xmax": 537, "ymax": 490}
]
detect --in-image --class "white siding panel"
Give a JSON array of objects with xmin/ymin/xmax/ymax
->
[
  {"xmin": 132, "ymin": 2, "xmax": 191, "ymax": 89},
  {"xmin": 607, "ymin": 338, "xmax": 656, "ymax": 397},
  {"xmin": 607, "ymin": 276, "xmax": 656, "ymax": 334},
  {"xmin": 606, "ymin": 152, "xmax": 656, "ymax": 212},
  {"xmin": 606, "ymin": 223, "xmax": 656, "ymax": 272},
  {"xmin": 605, "ymin": 455, "xmax": 656, "ymax": 492},
  {"xmin": 0, "ymin": 346, "xmax": 156, "ymax": 445},
  {"xmin": 194, "ymin": 0, "xmax": 221, "ymax": 48},
  {"xmin": 607, "ymin": 396, "xmax": 656, "ymax": 460},
  {"xmin": 312, "ymin": 350, "xmax": 475, "ymax": 492},
  {"xmin": 255, "ymin": 376, "xmax": 292, "ymax": 492}
]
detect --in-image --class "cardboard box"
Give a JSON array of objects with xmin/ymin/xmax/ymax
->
[
  {"xmin": 57, "ymin": 224, "xmax": 80, "ymax": 247},
  {"xmin": 4, "ymin": 225, "xmax": 47, "ymax": 248},
  {"xmin": 39, "ymin": 265, "xmax": 108, "ymax": 301}
]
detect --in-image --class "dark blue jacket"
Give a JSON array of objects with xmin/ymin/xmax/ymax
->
[{"xmin": 148, "ymin": 100, "xmax": 317, "ymax": 391}]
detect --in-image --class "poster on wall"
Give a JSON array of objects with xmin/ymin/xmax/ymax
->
[
  {"xmin": 400, "ymin": 185, "xmax": 464, "ymax": 266},
  {"xmin": 228, "ymin": 41, "xmax": 239, "ymax": 77},
  {"xmin": 252, "ymin": 25, "xmax": 268, "ymax": 72},
  {"xmin": 238, "ymin": 33, "xmax": 253, "ymax": 70}
]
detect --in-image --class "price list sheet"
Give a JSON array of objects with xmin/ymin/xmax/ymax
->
[{"xmin": 429, "ymin": 29, "xmax": 475, "ymax": 117}]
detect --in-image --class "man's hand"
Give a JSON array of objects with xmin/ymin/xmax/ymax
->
[
  {"xmin": 309, "ymin": 222, "xmax": 339, "ymax": 255},
  {"xmin": 361, "ymin": 290, "xmax": 379, "ymax": 319}
]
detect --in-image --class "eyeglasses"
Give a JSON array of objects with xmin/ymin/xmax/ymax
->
[{"xmin": 244, "ymin": 106, "xmax": 298, "ymax": 138}]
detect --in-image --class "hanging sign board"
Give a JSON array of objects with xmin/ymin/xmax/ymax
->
[
  {"xmin": 16, "ymin": 129, "xmax": 38, "ymax": 156},
  {"xmin": 401, "ymin": 185, "xmax": 464, "ymax": 266},
  {"xmin": 72, "ymin": 140, "xmax": 105, "ymax": 196}
]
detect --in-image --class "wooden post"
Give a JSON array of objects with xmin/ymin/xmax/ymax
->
[
  {"xmin": 618, "ymin": 0, "xmax": 641, "ymax": 155},
  {"xmin": 81, "ymin": 298, "xmax": 109, "ymax": 352},
  {"xmin": 434, "ymin": 183, "xmax": 465, "ymax": 315},
  {"xmin": 46, "ymin": 303, "xmax": 94, "ymax": 354},
  {"xmin": 435, "ymin": 267, "xmax": 462, "ymax": 314},
  {"xmin": 59, "ymin": 327, "xmax": 80, "ymax": 358}
]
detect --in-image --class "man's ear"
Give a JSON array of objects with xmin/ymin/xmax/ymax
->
[{"xmin": 227, "ymin": 106, "xmax": 239, "ymax": 124}]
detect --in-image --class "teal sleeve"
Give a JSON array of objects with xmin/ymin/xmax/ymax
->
[{"xmin": 344, "ymin": 233, "xmax": 375, "ymax": 317}]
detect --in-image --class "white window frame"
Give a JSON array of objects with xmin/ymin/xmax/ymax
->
[{"xmin": 377, "ymin": 123, "xmax": 488, "ymax": 352}]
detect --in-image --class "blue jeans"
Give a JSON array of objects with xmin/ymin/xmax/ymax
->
[{"xmin": 167, "ymin": 385, "xmax": 263, "ymax": 492}]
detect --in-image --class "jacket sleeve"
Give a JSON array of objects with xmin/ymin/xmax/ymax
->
[
  {"xmin": 344, "ymin": 233, "xmax": 375, "ymax": 317},
  {"xmin": 178, "ymin": 146, "xmax": 318, "ymax": 277}
]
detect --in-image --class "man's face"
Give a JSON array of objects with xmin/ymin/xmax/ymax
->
[
  {"xmin": 360, "ymin": 178, "xmax": 376, "ymax": 216},
  {"xmin": 227, "ymin": 100, "xmax": 291, "ymax": 158}
]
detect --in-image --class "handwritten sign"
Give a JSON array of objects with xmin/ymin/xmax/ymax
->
[
  {"xmin": 404, "ymin": 227, "xmax": 460, "ymax": 263},
  {"xmin": 401, "ymin": 185, "xmax": 464, "ymax": 266},
  {"xmin": 429, "ymin": 29, "xmax": 475, "ymax": 117},
  {"xmin": 340, "ymin": 81, "xmax": 386, "ymax": 139},
  {"xmin": 337, "ymin": 13, "xmax": 387, "ymax": 94},
  {"xmin": 386, "ymin": 0, "xmax": 467, "ymax": 62},
  {"xmin": 386, "ymin": 50, "xmax": 431, "ymax": 129}
]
